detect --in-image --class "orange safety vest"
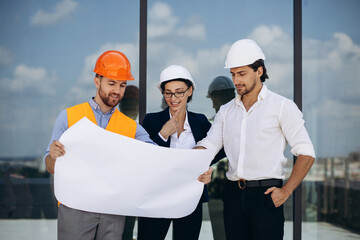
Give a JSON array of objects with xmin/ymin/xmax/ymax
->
[
  {"xmin": 58, "ymin": 102, "xmax": 136, "ymax": 207},
  {"xmin": 66, "ymin": 102, "xmax": 137, "ymax": 138}
]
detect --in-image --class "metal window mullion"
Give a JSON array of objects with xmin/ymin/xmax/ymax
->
[
  {"xmin": 139, "ymin": 0, "xmax": 147, "ymax": 125},
  {"xmin": 293, "ymin": 0, "xmax": 303, "ymax": 239}
]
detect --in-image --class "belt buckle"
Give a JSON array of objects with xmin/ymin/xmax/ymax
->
[{"xmin": 237, "ymin": 178, "xmax": 246, "ymax": 189}]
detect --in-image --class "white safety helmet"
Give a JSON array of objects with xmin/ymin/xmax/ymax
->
[
  {"xmin": 157, "ymin": 65, "xmax": 196, "ymax": 91},
  {"xmin": 224, "ymin": 39, "xmax": 265, "ymax": 69},
  {"xmin": 207, "ymin": 76, "xmax": 234, "ymax": 97}
]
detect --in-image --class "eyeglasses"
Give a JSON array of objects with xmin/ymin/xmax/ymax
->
[{"xmin": 162, "ymin": 87, "xmax": 190, "ymax": 98}]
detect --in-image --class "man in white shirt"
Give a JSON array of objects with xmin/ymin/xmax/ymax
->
[{"xmin": 196, "ymin": 39, "xmax": 315, "ymax": 240}]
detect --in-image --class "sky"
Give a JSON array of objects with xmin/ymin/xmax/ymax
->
[{"xmin": 0, "ymin": 0, "xmax": 359, "ymax": 158}]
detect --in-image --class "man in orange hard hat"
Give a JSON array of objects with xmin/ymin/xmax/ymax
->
[
  {"xmin": 44, "ymin": 50, "xmax": 156, "ymax": 240},
  {"xmin": 44, "ymin": 50, "xmax": 213, "ymax": 240}
]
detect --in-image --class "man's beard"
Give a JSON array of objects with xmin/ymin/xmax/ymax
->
[
  {"xmin": 99, "ymin": 86, "xmax": 121, "ymax": 108},
  {"xmin": 236, "ymin": 80, "xmax": 256, "ymax": 96}
]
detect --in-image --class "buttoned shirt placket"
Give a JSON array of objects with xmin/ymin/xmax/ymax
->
[
  {"xmin": 90, "ymin": 100, "xmax": 116, "ymax": 128},
  {"xmin": 169, "ymin": 111, "xmax": 196, "ymax": 149},
  {"xmin": 236, "ymin": 96, "xmax": 263, "ymax": 179}
]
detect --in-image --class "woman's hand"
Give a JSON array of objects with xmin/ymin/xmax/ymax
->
[{"xmin": 159, "ymin": 110, "xmax": 181, "ymax": 139}]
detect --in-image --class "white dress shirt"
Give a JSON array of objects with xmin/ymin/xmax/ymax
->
[
  {"xmin": 159, "ymin": 110, "xmax": 196, "ymax": 149},
  {"xmin": 197, "ymin": 84, "xmax": 315, "ymax": 181}
]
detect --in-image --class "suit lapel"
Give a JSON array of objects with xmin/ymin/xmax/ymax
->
[{"xmin": 188, "ymin": 111, "xmax": 202, "ymax": 143}]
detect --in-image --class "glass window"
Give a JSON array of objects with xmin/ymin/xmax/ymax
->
[
  {"xmin": 146, "ymin": 1, "xmax": 293, "ymax": 239},
  {"xmin": 303, "ymin": 0, "xmax": 360, "ymax": 239},
  {"xmin": 0, "ymin": 1, "xmax": 139, "ymax": 239}
]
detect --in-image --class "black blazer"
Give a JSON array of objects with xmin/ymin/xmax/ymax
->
[{"xmin": 142, "ymin": 107, "xmax": 225, "ymax": 202}]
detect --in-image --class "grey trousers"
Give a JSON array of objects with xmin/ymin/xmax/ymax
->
[{"xmin": 58, "ymin": 204, "xmax": 125, "ymax": 240}]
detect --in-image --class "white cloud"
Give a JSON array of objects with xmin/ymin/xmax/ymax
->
[
  {"xmin": 0, "ymin": 64, "xmax": 57, "ymax": 95},
  {"xmin": 302, "ymin": 32, "xmax": 360, "ymax": 104},
  {"xmin": 246, "ymin": 25, "xmax": 294, "ymax": 98},
  {"xmin": 177, "ymin": 18, "xmax": 206, "ymax": 41},
  {"xmin": 249, "ymin": 25, "xmax": 293, "ymax": 62},
  {"xmin": 30, "ymin": 0, "xmax": 78, "ymax": 27},
  {"xmin": 250, "ymin": 25, "xmax": 285, "ymax": 46},
  {"xmin": 148, "ymin": 2, "xmax": 178, "ymax": 38},
  {"xmin": 328, "ymin": 33, "xmax": 360, "ymax": 70},
  {"xmin": 148, "ymin": 1, "xmax": 206, "ymax": 41},
  {"xmin": 0, "ymin": 46, "xmax": 14, "ymax": 65}
]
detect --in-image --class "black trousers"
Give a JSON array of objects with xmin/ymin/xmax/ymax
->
[
  {"xmin": 137, "ymin": 201, "xmax": 203, "ymax": 240},
  {"xmin": 222, "ymin": 180, "xmax": 285, "ymax": 240}
]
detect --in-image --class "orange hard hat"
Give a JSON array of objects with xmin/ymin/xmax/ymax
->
[{"xmin": 93, "ymin": 50, "xmax": 134, "ymax": 81}]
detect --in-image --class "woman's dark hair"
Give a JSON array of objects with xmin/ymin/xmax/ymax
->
[
  {"xmin": 160, "ymin": 78, "xmax": 193, "ymax": 103},
  {"xmin": 248, "ymin": 59, "xmax": 269, "ymax": 82}
]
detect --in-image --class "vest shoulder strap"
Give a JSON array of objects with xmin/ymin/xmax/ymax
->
[
  {"xmin": 66, "ymin": 102, "xmax": 136, "ymax": 139},
  {"xmin": 67, "ymin": 102, "xmax": 96, "ymax": 127},
  {"xmin": 107, "ymin": 109, "xmax": 137, "ymax": 139}
]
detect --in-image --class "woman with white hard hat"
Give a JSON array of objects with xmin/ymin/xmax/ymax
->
[{"xmin": 137, "ymin": 65, "xmax": 225, "ymax": 240}]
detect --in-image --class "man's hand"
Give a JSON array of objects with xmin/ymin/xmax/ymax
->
[
  {"xmin": 198, "ymin": 167, "xmax": 213, "ymax": 184},
  {"xmin": 193, "ymin": 146, "xmax": 206, "ymax": 150},
  {"xmin": 45, "ymin": 140, "xmax": 65, "ymax": 174},
  {"xmin": 264, "ymin": 187, "xmax": 291, "ymax": 207},
  {"xmin": 49, "ymin": 140, "xmax": 65, "ymax": 159},
  {"xmin": 265, "ymin": 154, "xmax": 315, "ymax": 207}
]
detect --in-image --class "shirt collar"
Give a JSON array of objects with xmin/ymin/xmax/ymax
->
[
  {"xmin": 258, "ymin": 84, "xmax": 269, "ymax": 101},
  {"xmin": 234, "ymin": 83, "xmax": 269, "ymax": 105},
  {"xmin": 89, "ymin": 98, "xmax": 116, "ymax": 114},
  {"xmin": 184, "ymin": 113, "xmax": 191, "ymax": 131}
]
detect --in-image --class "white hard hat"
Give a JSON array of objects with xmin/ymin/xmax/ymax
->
[
  {"xmin": 207, "ymin": 76, "xmax": 234, "ymax": 97},
  {"xmin": 224, "ymin": 39, "xmax": 265, "ymax": 69},
  {"xmin": 157, "ymin": 65, "xmax": 196, "ymax": 91}
]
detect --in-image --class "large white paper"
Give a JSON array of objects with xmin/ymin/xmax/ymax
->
[{"xmin": 54, "ymin": 117, "xmax": 215, "ymax": 218}]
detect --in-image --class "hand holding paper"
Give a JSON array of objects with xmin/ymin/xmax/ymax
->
[{"xmin": 54, "ymin": 117, "xmax": 216, "ymax": 218}]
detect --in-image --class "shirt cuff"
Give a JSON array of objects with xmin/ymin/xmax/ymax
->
[
  {"xmin": 43, "ymin": 152, "xmax": 50, "ymax": 164},
  {"xmin": 158, "ymin": 132, "xmax": 168, "ymax": 142},
  {"xmin": 196, "ymin": 140, "xmax": 216, "ymax": 151},
  {"xmin": 291, "ymin": 143, "xmax": 316, "ymax": 159}
]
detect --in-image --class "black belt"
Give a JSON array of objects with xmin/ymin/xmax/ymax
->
[{"xmin": 230, "ymin": 178, "xmax": 283, "ymax": 189}]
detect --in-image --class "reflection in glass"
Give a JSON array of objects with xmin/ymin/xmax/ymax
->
[
  {"xmin": 119, "ymin": 85, "xmax": 139, "ymax": 121},
  {"xmin": 0, "ymin": 160, "xmax": 57, "ymax": 219},
  {"xmin": 206, "ymin": 76, "xmax": 235, "ymax": 239},
  {"xmin": 146, "ymin": 1, "xmax": 294, "ymax": 239},
  {"xmin": 0, "ymin": 0, "xmax": 140, "ymax": 238},
  {"xmin": 206, "ymin": 76, "xmax": 236, "ymax": 120},
  {"xmin": 302, "ymin": 0, "xmax": 360, "ymax": 238},
  {"xmin": 119, "ymin": 85, "xmax": 139, "ymax": 240}
]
